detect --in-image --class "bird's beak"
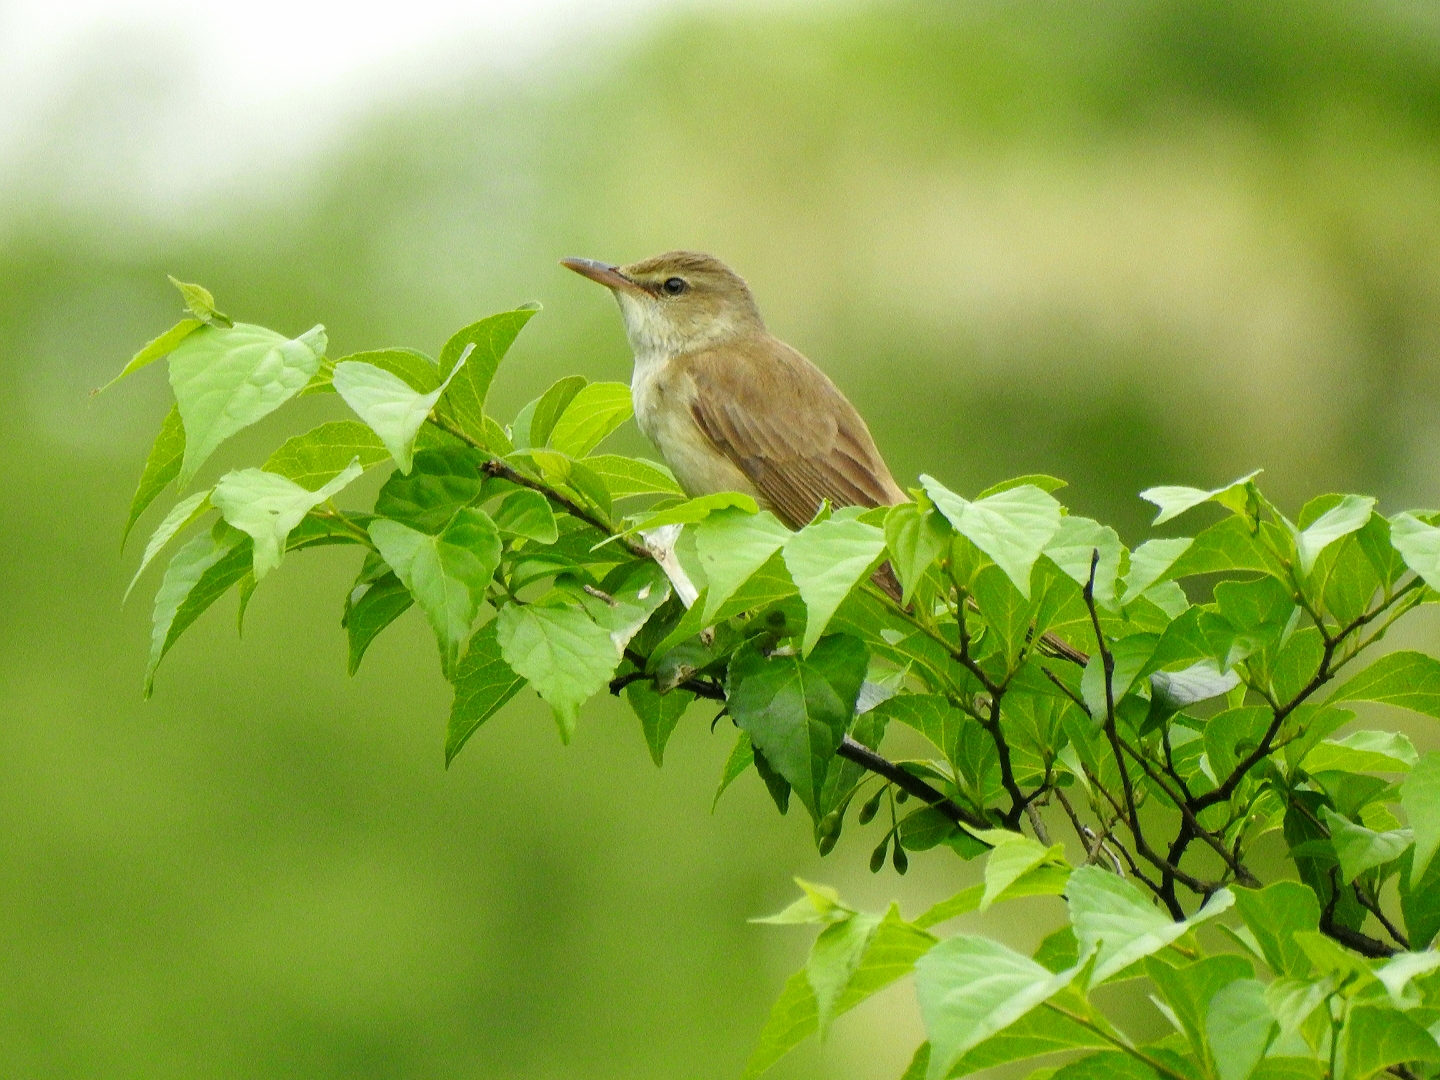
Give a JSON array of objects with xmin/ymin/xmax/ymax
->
[{"xmin": 560, "ymin": 257, "xmax": 645, "ymax": 295}]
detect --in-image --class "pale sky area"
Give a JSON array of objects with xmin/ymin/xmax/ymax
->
[{"xmin": 0, "ymin": 0, "xmax": 784, "ymax": 213}]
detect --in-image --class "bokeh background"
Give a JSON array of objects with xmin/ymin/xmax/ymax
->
[{"xmin": 5, "ymin": 1, "xmax": 1440, "ymax": 1076}]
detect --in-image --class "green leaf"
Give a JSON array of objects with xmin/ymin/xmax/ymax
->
[
  {"xmin": 492, "ymin": 489, "xmax": 558, "ymax": 543},
  {"xmin": 124, "ymin": 405, "xmax": 187, "ymax": 544},
  {"xmin": 168, "ymin": 322, "xmax": 326, "ymax": 485},
  {"xmin": 211, "ymin": 460, "xmax": 363, "ymax": 579},
  {"xmin": 1146, "ymin": 955, "xmax": 1255, "ymax": 1076},
  {"xmin": 168, "ymin": 275, "xmax": 230, "ymax": 325},
  {"xmin": 1403, "ymin": 753, "xmax": 1440, "ymax": 886},
  {"xmin": 913, "ymin": 933, "xmax": 1079, "ymax": 1080},
  {"xmin": 1321, "ymin": 807, "xmax": 1413, "ymax": 884},
  {"xmin": 146, "ymin": 525, "xmax": 252, "ymax": 695},
  {"xmin": 1168, "ymin": 517, "xmax": 1284, "ymax": 579},
  {"xmin": 1291, "ymin": 495, "xmax": 1375, "ymax": 577},
  {"xmin": 977, "ymin": 474, "xmax": 1068, "ymax": 498},
  {"xmin": 742, "ymin": 908, "xmax": 936, "ymax": 1079},
  {"xmin": 714, "ymin": 730, "xmax": 755, "ymax": 810},
  {"xmin": 333, "ymin": 348, "xmax": 468, "ymax": 474},
  {"xmin": 571, "ymin": 561, "xmax": 671, "ymax": 655},
  {"xmin": 1050, "ymin": 1052, "xmax": 1159, "ymax": 1080},
  {"xmin": 694, "ymin": 508, "xmax": 793, "ymax": 624},
  {"xmin": 627, "ymin": 680, "xmax": 694, "ymax": 766},
  {"xmin": 973, "ymin": 564, "xmax": 1040, "ymax": 667},
  {"xmin": 1204, "ymin": 979, "xmax": 1274, "ymax": 1080},
  {"xmin": 445, "ymin": 620, "xmax": 526, "ymax": 765},
  {"xmin": 979, "ymin": 835, "xmax": 1069, "ymax": 910},
  {"xmin": 100, "ymin": 317, "xmax": 203, "ymax": 392},
  {"xmin": 885, "ymin": 502, "xmax": 951, "ymax": 605},
  {"xmin": 548, "ymin": 382, "xmax": 633, "ymax": 457},
  {"xmin": 330, "ymin": 347, "xmax": 440, "ymax": 392},
  {"xmin": 1400, "ymin": 845, "xmax": 1440, "ymax": 948},
  {"xmin": 584, "ymin": 454, "xmax": 684, "ymax": 498},
  {"xmin": 262, "ymin": 420, "xmax": 390, "ymax": 487},
  {"xmin": 1341, "ymin": 1003, "xmax": 1440, "ymax": 1079},
  {"xmin": 1231, "ymin": 882, "xmax": 1320, "ymax": 977},
  {"xmin": 915, "ymin": 884, "xmax": 984, "ymax": 930},
  {"xmin": 1081, "ymin": 633, "xmax": 1158, "ymax": 724},
  {"xmin": 1375, "ymin": 950, "xmax": 1440, "ymax": 1010},
  {"xmin": 1264, "ymin": 975, "xmax": 1334, "ymax": 1043},
  {"xmin": 1044, "ymin": 516, "xmax": 1123, "ymax": 610},
  {"xmin": 343, "ymin": 567, "xmax": 412, "ymax": 676},
  {"xmin": 1203, "ymin": 706, "xmax": 1271, "ymax": 782},
  {"xmin": 525, "ymin": 450, "xmax": 613, "ymax": 521},
  {"xmin": 374, "ymin": 447, "xmax": 487, "ymax": 533},
  {"xmin": 1303, "ymin": 730, "xmax": 1418, "ymax": 774},
  {"xmin": 808, "ymin": 911, "xmax": 882, "ymax": 1037},
  {"xmin": 1389, "ymin": 512, "xmax": 1440, "ymax": 591},
  {"xmin": 1329, "ymin": 651, "xmax": 1440, "ymax": 719},
  {"xmin": 752, "ymin": 879, "xmax": 855, "ymax": 926},
  {"xmin": 871, "ymin": 694, "xmax": 967, "ymax": 764},
  {"xmin": 921, "ymin": 477, "xmax": 1062, "ymax": 599},
  {"xmin": 625, "ymin": 491, "xmax": 759, "ymax": 536},
  {"xmin": 1140, "ymin": 471, "xmax": 1263, "ymax": 526},
  {"xmin": 783, "ymin": 517, "xmax": 887, "ymax": 655},
  {"xmin": 495, "ymin": 601, "xmax": 620, "ymax": 741},
  {"xmin": 512, "ymin": 375, "xmax": 586, "ymax": 450},
  {"xmin": 948, "ymin": 993, "xmax": 1113, "ymax": 1078},
  {"xmin": 1121, "ymin": 538, "xmax": 1194, "ymax": 606},
  {"xmin": 1066, "ymin": 866, "xmax": 1233, "ymax": 985},
  {"xmin": 125, "ymin": 490, "xmax": 212, "ymax": 602},
  {"xmin": 369, "ymin": 508, "xmax": 502, "ymax": 677},
  {"xmin": 434, "ymin": 307, "xmax": 538, "ymax": 444},
  {"xmin": 726, "ymin": 635, "xmax": 868, "ymax": 819}
]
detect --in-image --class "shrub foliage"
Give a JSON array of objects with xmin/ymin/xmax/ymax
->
[{"xmin": 110, "ymin": 282, "xmax": 1440, "ymax": 1080}]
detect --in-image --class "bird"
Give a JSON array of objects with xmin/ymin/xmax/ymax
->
[{"xmin": 560, "ymin": 251, "xmax": 907, "ymax": 533}]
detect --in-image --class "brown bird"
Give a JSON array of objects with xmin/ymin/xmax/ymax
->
[{"xmin": 560, "ymin": 251, "xmax": 906, "ymax": 531}]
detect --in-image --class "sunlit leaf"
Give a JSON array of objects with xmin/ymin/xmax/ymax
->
[
  {"xmin": 512, "ymin": 375, "xmax": 586, "ymax": 450},
  {"xmin": 921, "ymin": 477, "xmax": 1062, "ymax": 599},
  {"xmin": 496, "ymin": 600, "xmax": 619, "ymax": 741},
  {"xmin": 1140, "ymin": 471, "xmax": 1262, "ymax": 526},
  {"xmin": 491, "ymin": 488, "xmax": 558, "ymax": 543},
  {"xmin": 913, "ymin": 933, "xmax": 1078, "ymax": 1080},
  {"xmin": 1289, "ymin": 495, "xmax": 1374, "ymax": 577},
  {"xmin": 1044, "ymin": 516, "xmax": 1123, "ymax": 610},
  {"xmin": 585, "ymin": 454, "xmax": 684, "ymax": 498},
  {"xmin": 1204, "ymin": 979, "xmax": 1274, "ymax": 1080},
  {"xmin": 125, "ymin": 489, "xmax": 213, "ymax": 602},
  {"xmin": 212, "ymin": 460, "xmax": 363, "ymax": 579},
  {"xmin": 169, "ymin": 322, "xmax": 326, "ymax": 484},
  {"xmin": 783, "ymin": 516, "xmax": 887, "ymax": 655},
  {"xmin": 548, "ymin": 381, "xmax": 633, "ymax": 457},
  {"xmin": 333, "ymin": 346, "xmax": 468, "ymax": 474},
  {"xmin": 1066, "ymin": 866, "xmax": 1233, "ymax": 985},
  {"xmin": 695, "ymin": 508, "xmax": 792, "ymax": 624}
]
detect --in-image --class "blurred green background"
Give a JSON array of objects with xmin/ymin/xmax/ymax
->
[{"xmin": 5, "ymin": 1, "xmax": 1440, "ymax": 1076}]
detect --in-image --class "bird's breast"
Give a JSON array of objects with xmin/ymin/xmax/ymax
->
[{"xmin": 631, "ymin": 355, "xmax": 762, "ymax": 504}]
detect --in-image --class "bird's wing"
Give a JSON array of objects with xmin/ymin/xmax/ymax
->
[{"xmin": 680, "ymin": 336, "xmax": 905, "ymax": 530}]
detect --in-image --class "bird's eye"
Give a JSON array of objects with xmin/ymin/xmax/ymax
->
[{"xmin": 661, "ymin": 277, "xmax": 687, "ymax": 296}]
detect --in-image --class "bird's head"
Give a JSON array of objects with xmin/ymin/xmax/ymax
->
[{"xmin": 561, "ymin": 250, "xmax": 764, "ymax": 358}]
